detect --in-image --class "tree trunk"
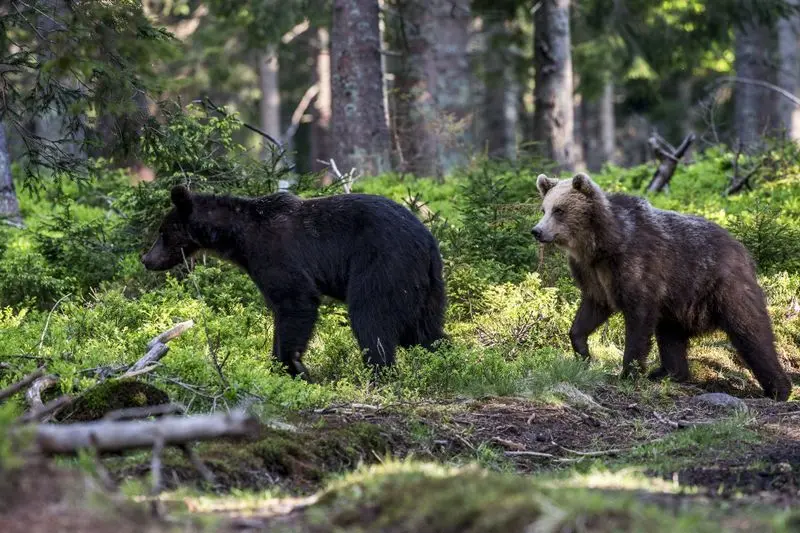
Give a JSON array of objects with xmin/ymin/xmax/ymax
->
[
  {"xmin": 0, "ymin": 124, "xmax": 22, "ymax": 226},
  {"xmin": 428, "ymin": 0, "xmax": 472, "ymax": 174},
  {"xmin": 331, "ymin": 0, "xmax": 392, "ymax": 176},
  {"xmin": 599, "ymin": 79, "xmax": 616, "ymax": 165},
  {"xmin": 481, "ymin": 17, "xmax": 519, "ymax": 160},
  {"xmin": 735, "ymin": 22, "xmax": 776, "ymax": 149},
  {"xmin": 572, "ymin": 74, "xmax": 586, "ymax": 170},
  {"xmin": 777, "ymin": 1, "xmax": 800, "ymax": 140},
  {"xmin": 259, "ymin": 44, "xmax": 282, "ymax": 158},
  {"xmin": 391, "ymin": 0, "xmax": 440, "ymax": 177},
  {"xmin": 391, "ymin": 0, "xmax": 472, "ymax": 177},
  {"xmin": 311, "ymin": 28, "xmax": 333, "ymax": 176},
  {"xmin": 533, "ymin": 0, "xmax": 575, "ymax": 170}
]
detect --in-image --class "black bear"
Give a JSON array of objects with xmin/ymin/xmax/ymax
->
[
  {"xmin": 142, "ymin": 186, "xmax": 446, "ymax": 380},
  {"xmin": 532, "ymin": 172, "xmax": 792, "ymax": 401}
]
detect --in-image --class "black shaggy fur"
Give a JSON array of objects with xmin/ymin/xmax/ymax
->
[
  {"xmin": 533, "ymin": 173, "xmax": 792, "ymax": 401},
  {"xmin": 142, "ymin": 186, "xmax": 446, "ymax": 380}
]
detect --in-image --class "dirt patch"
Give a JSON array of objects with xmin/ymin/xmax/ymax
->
[{"xmin": 0, "ymin": 459, "xmax": 178, "ymax": 533}]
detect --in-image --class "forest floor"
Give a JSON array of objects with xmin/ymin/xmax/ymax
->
[{"xmin": 4, "ymin": 381, "xmax": 800, "ymax": 532}]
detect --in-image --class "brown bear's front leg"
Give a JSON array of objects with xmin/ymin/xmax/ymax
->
[
  {"xmin": 620, "ymin": 308, "xmax": 656, "ymax": 379},
  {"xmin": 570, "ymin": 298, "xmax": 612, "ymax": 361}
]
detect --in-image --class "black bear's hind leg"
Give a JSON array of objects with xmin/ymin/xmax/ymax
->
[{"xmin": 349, "ymin": 306, "xmax": 398, "ymax": 369}]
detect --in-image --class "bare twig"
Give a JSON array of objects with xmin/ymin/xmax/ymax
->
[
  {"xmin": 504, "ymin": 450, "xmax": 557, "ymax": 458},
  {"xmin": 181, "ymin": 444, "xmax": 215, "ymax": 484},
  {"xmin": 281, "ymin": 19, "xmax": 310, "ymax": 44},
  {"xmin": 0, "ymin": 367, "xmax": 45, "ymax": 402},
  {"xmin": 88, "ymin": 432, "xmax": 118, "ymax": 491},
  {"xmin": 37, "ymin": 294, "xmax": 70, "ymax": 354},
  {"xmin": 711, "ymin": 76, "xmax": 800, "ymax": 108},
  {"xmin": 150, "ymin": 435, "xmax": 166, "ymax": 517},
  {"xmin": 198, "ymin": 97, "xmax": 282, "ymax": 148},
  {"xmin": 282, "ymin": 84, "xmax": 319, "ymax": 143},
  {"xmin": 17, "ymin": 394, "xmax": 72, "ymax": 424}
]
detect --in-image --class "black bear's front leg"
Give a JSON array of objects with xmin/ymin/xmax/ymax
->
[
  {"xmin": 272, "ymin": 302, "xmax": 319, "ymax": 381},
  {"xmin": 620, "ymin": 307, "xmax": 656, "ymax": 379},
  {"xmin": 570, "ymin": 298, "xmax": 612, "ymax": 361}
]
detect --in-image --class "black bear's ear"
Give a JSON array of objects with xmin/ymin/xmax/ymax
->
[
  {"xmin": 171, "ymin": 185, "xmax": 193, "ymax": 217},
  {"xmin": 536, "ymin": 174, "xmax": 559, "ymax": 198},
  {"xmin": 572, "ymin": 173, "xmax": 600, "ymax": 198}
]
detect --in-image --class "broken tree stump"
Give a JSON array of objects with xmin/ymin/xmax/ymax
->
[{"xmin": 645, "ymin": 132, "xmax": 696, "ymax": 193}]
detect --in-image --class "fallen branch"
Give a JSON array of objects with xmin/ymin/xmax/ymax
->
[
  {"xmin": 103, "ymin": 403, "xmax": 186, "ymax": 421},
  {"xmin": 28, "ymin": 410, "xmax": 259, "ymax": 455},
  {"xmin": 725, "ymin": 141, "xmax": 762, "ymax": 195},
  {"xmin": 0, "ymin": 367, "xmax": 45, "ymax": 402},
  {"xmin": 123, "ymin": 320, "xmax": 194, "ymax": 377},
  {"xmin": 645, "ymin": 132, "xmax": 695, "ymax": 193},
  {"xmin": 504, "ymin": 450, "xmax": 557, "ymax": 458},
  {"xmin": 26, "ymin": 374, "xmax": 59, "ymax": 410}
]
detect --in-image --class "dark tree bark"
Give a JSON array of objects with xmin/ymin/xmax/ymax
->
[
  {"xmin": 310, "ymin": 27, "xmax": 333, "ymax": 175},
  {"xmin": 391, "ymin": 0, "xmax": 472, "ymax": 177},
  {"xmin": 533, "ymin": 0, "xmax": 575, "ymax": 170},
  {"xmin": 735, "ymin": 22, "xmax": 777, "ymax": 149},
  {"xmin": 428, "ymin": 0, "xmax": 472, "ymax": 173},
  {"xmin": 0, "ymin": 124, "xmax": 22, "ymax": 227},
  {"xmin": 331, "ymin": 0, "xmax": 392, "ymax": 176},
  {"xmin": 777, "ymin": 0, "xmax": 800, "ymax": 140},
  {"xmin": 580, "ymin": 79, "xmax": 616, "ymax": 172},
  {"xmin": 481, "ymin": 17, "xmax": 518, "ymax": 160}
]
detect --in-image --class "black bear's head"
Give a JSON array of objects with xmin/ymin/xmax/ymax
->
[{"xmin": 141, "ymin": 185, "xmax": 200, "ymax": 271}]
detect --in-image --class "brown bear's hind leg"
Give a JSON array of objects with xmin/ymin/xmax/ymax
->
[
  {"xmin": 649, "ymin": 321, "xmax": 690, "ymax": 382},
  {"xmin": 620, "ymin": 307, "xmax": 656, "ymax": 379},
  {"xmin": 570, "ymin": 299, "xmax": 612, "ymax": 361}
]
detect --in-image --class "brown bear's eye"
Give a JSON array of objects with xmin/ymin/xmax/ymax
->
[{"xmin": 553, "ymin": 207, "xmax": 564, "ymax": 216}]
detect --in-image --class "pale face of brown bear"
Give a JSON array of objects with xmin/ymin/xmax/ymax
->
[{"xmin": 532, "ymin": 173, "xmax": 605, "ymax": 256}]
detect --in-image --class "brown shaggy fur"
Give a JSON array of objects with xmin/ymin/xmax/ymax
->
[{"xmin": 532, "ymin": 173, "xmax": 791, "ymax": 401}]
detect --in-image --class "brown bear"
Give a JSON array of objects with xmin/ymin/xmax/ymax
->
[
  {"xmin": 142, "ymin": 186, "xmax": 446, "ymax": 381},
  {"xmin": 532, "ymin": 172, "xmax": 791, "ymax": 401}
]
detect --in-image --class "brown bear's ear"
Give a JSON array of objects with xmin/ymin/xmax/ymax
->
[
  {"xmin": 536, "ymin": 174, "xmax": 559, "ymax": 198},
  {"xmin": 171, "ymin": 185, "xmax": 193, "ymax": 217},
  {"xmin": 572, "ymin": 173, "xmax": 600, "ymax": 197}
]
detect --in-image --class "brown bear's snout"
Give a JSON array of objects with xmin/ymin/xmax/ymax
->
[{"xmin": 531, "ymin": 226, "xmax": 552, "ymax": 243}]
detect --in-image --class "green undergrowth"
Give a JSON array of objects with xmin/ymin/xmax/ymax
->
[
  {"xmin": 0, "ymin": 147, "xmax": 798, "ymax": 416},
  {"xmin": 245, "ymin": 461, "xmax": 796, "ymax": 533}
]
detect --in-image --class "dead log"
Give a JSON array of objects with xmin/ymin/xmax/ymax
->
[
  {"xmin": 645, "ymin": 133, "xmax": 696, "ymax": 193},
  {"xmin": 27, "ymin": 410, "xmax": 259, "ymax": 455}
]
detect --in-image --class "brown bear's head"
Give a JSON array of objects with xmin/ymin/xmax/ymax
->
[
  {"xmin": 141, "ymin": 185, "xmax": 200, "ymax": 271},
  {"xmin": 532, "ymin": 172, "xmax": 607, "ymax": 256}
]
